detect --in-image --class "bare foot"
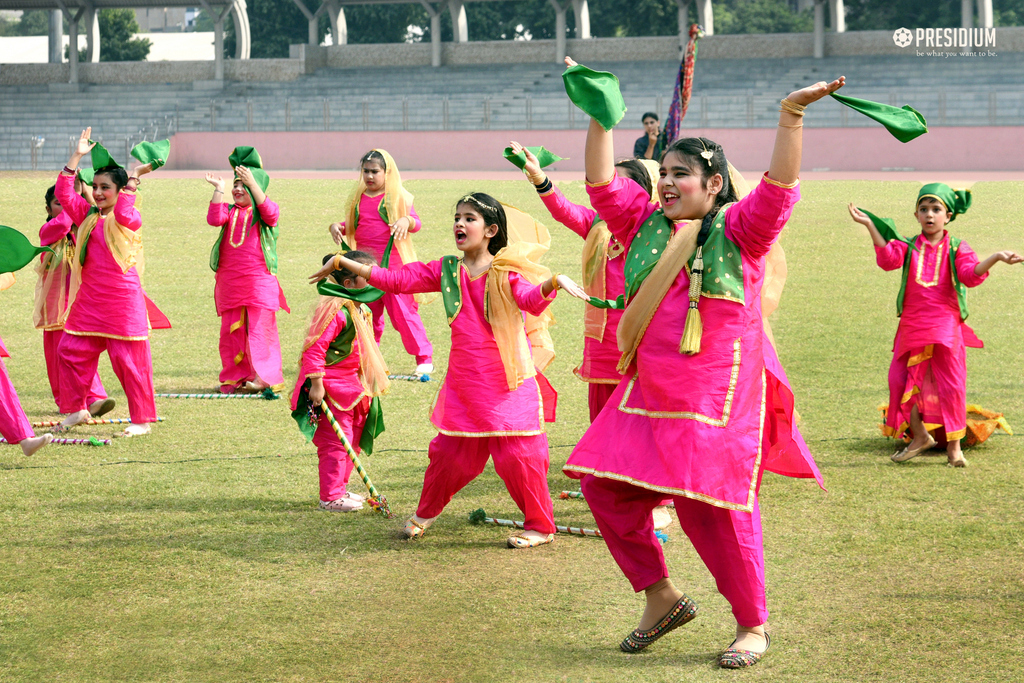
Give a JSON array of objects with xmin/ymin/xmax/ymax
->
[
  {"xmin": 733, "ymin": 625, "xmax": 769, "ymax": 653},
  {"xmin": 20, "ymin": 433, "xmax": 53, "ymax": 456},
  {"xmin": 638, "ymin": 578, "xmax": 684, "ymax": 630},
  {"xmin": 60, "ymin": 409, "xmax": 91, "ymax": 430},
  {"xmin": 123, "ymin": 424, "xmax": 151, "ymax": 437}
]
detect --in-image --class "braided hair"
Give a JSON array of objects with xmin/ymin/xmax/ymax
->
[
  {"xmin": 456, "ymin": 192, "xmax": 508, "ymax": 255},
  {"xmin": 662, "ymin": 136, "xmax": 738, "ymax": 238}
]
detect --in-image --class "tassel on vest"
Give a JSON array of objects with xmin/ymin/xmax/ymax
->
[{"xmin": 679, "ymin": 245, "xmax": 704, "ymax": 355}]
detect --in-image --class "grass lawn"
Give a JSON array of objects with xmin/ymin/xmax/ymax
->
[{"xmin": 0, "ymin": 173, "xmax": 1022, "ymax": 682}]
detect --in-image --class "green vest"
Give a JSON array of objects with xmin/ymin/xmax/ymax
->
[
  {"xmin": 860, "ymin": 209, "xmax": 969, "ymax": 321},
  {"xmin": 440, "ymin": 256, "xmax": 463, "ymax": 324},
  {"xmin": 325, "ymin": 306, "xmax": 356, "ymax": 366},
  {"xmin": 622, "ymin": 205, "xmax": 744, "ymax": 304},
  {"xmin": 210, "ymin": 204, "xmax": 279, "ymax": 275}
]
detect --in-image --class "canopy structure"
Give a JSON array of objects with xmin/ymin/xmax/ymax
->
[{"xmin": 0, "ymin": 0, "xmax": 249, "ymax": 80}]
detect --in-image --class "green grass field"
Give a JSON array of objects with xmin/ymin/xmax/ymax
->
[{"xmin": 1, "ymin": 174, "xmax": 1022, "ymax": 682}]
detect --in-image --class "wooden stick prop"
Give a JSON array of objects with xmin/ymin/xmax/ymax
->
[
  {"xmin": 388, "ymin": 374, "xmax": 431, "ymax": 383},
  {"xmin": 156, "ymin": 388, "xmax": 280, "ymax": 400},
  {"xmin": 32, "ymin": 417, "xmax": 165, "ymax": 428},
  {"xmin": 317, "ymin": 401, "xmax": 393, "ymax": 518},
  {"xmin": 468, "ymin": 508, "xmax": 602, "ymax": 538},
  {"xmin": 2, "ymin": 436, "xmax": 110, "ymax": 446}
]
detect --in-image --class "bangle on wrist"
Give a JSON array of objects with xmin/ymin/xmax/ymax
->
[
  {"xmin": 363, "ymin": 264, "xmax": 373, "ymax": 280},
  {"xmin": 549, "ymin": 273, "xmax": 561, "ymax": 291},
  {"xmin": 333, "ymin": 254, "xmax": 344, "ymax": 271},
  {"xmin": 534, "ymin": 177, "xmax": 553, "ymax": 195},
  {"xmin": 62, "ymin": 165, "xmax": 77, "ymax": 175},
  {"xmin": 779, "ymin": 98, "xmax": 807, "ymax": 116}
]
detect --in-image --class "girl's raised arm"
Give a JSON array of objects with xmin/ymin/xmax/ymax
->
[{"xmin": 767, "ymin": 77, "xmax": 845, "ymax": 185}]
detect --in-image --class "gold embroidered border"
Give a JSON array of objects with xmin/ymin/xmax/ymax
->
[
  {"xmin": 744, "ymin": 369, "xmax": 768, "ymax": 510},
  {"xmin": 329, "ymin": 389, "xmax": 368, "ymax": 413},
  {"xmin": 427, "ymin": 374, "xmax": 546, "ymax": 437},
  {"xmin": 562, "ymin": 465, "xmax": 754, "ymax": 513},
  {"xmin": 907, "ymin": 345, "xmax": 934, "ymax": 367},
  {"xmin": 946, "ymin": 428, "xmax": 967, "ymax": 440},
  {"xmin": 616, "ymin": 338, "xmax": 741, "ymax": 425},
  {"xmin": 762, "ymin": 174, "xmax": 799, "ymax": 189},
  {"xmin": 573, "ymin": 365, "xmax": 622, "ymax": 385},
  {"xmin": 915, "ymin": 241, "xmax": 943, "ymax": 287},
  {"xmin": 65, "ymin": 329, "xmax": 148, "ymax": 341}
]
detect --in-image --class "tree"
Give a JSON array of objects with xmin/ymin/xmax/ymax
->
[
  {"xmin": 0, "ymin": 10, "xmax": 57, "ymax": 36},
  {"xmin": 231, "ymin": 0, "xmax": 327, "ymax": 58},
  {"xmin": 99, "ymin": 9, "xmax": 151, "ymax": 61}
]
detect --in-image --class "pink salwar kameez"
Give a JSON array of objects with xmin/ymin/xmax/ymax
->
[
  {"xmin": 354, "ymin": 193, "xmax": 432, "ymax": 365},
  {"xmin": 290, "ymin": 301, "xmax": 372, "ymax": 503},
  {"xmin": 563, "ymin": 173, "xmax": 823, "ymax": 626},
  {"xmin": 368, "ymin": 260, "xmax": 557, "ymax": 534},
  {"xmin": 37, "ymin": 210, "xmax": 107, "ymax": 411},
  {"xmin": 0, "ymin": 336, "xmax": 36, "ymax": 445},
  {"xmin": 875, "ymin": 232, "xmax": 987, "ymax": 441},
  {"xmin": 54, "ymin": 173, "xmax": 157, "ymax": 424},
  {"xmin": 208, "ymin": 200, "xmax": 289, "ymax": 392},
  {"xmin": 538, "ymin": 184, "xmax": 625, "ymax": 422}
]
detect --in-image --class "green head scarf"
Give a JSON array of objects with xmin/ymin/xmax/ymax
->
[
  {"xmin": 503, "ymin": 145, "xmax": 565, "ymax": 170},
  {"xmin": 563, "ymin": 64, "xmax": 627, "ymax": 132},
  {"xmin": 77, "ymin": 167, "xmax": 95, "ymax": 185},
  {"xmin": 830, "ymin": 93, "xmax": 928, "ymax": 143},
  {"xmin": 917, "ymin": 183, "xmax": 971, "ymax": 222},
  {"xmin": 228, "ymin": 146, "xmax": 270, "ymax": 208},
  {"xmin": 88, "ymin": 141, "xmax": 121, "ymax": 170},
  {"xmin": 131, "ymin": 139, "xmax": 170, "ymax": 170}
]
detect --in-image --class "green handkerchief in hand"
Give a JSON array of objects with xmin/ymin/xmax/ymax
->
[
  {"xmin": 830, "ymin": 93, "xmax": 928, "ymax": 143},
  {"xmin": 503, "ymin": 146, "xmax": 565, "ymax": 170},
  {"xmin": 563, "ymin": 64, "xmax": 627, "ymax": 132}
]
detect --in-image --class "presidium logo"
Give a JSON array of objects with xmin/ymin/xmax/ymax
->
[{"xmin": 893, "ymin": 26, "xmax": 996, "ymax": 49}]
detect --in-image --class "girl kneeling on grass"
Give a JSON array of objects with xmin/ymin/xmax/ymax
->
[
  {"xmin": 328, "ymin": 150, "xmax": 434, "ymax": 378},
  {"xmin": 312, "ymin": 193, "xmax": 588, "ymax": 548},
  {"xmin": 561, "ymin": 57, "xmax": 835, "ymax": 668},
  {"xmin": 292, "ymin": 250, "xmax": 390, "ymax": 512},
  {"xmin": 206, "ymin": 147, "xmax": 290, "ymax": 395},
  {"xmin": 849, "ymin": 186, "xmax": 1021, "ymax": 467}
]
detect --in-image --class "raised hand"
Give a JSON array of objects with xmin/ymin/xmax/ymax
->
[
  {"xmin": 205, "ymin": 173, "xmax": 225, "ymax": 192},
  {"xmin": 329, "ymin": 221, "xmax": 346, "ymax": 245},
  {"xmin": 308, "ymin": 257, "xmax": 338, "ymax": 284},
  {"xmin": 234, "ymin": 165, "xmax": 255, "ymax": 189},
  {"xmin": 564, "ymin": 56, "xmax": 578, "ymax": 69},
  {"xmin": 847, "ymin": 203, "xmax": 872, "ymax": 227},
  {"xmin": 556, "ymin": 274, "xmax": 588, "ymax": 301},
  {"xmin": 390, "ymin": 216, "xmax": 412, "ymax": 241},
  {"xmin": 786, "ymin": 76, "xmax": 846, "ymax": 107},
  {"xmin": 75, "ymin": 128, "xmax": 96, "ymax": 157},
  {"xmin": 994, "ymin": 250, "xmax": 1023, "ymax": 265},
  {"xmin": 509, "ymin": 140, "xmax": 542, "ymax": 178},
  {"xmin": 133, "ymin": 162, "xmax": 154, "ymax": 177}
]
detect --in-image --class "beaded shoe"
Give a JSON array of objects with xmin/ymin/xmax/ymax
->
[
  {"xmin": 718, "ymin": 633, "xmax": 771, "ymax": 669},
  {"xmin": 403, "ymin": 516, "xmax": 433, "ymax": 539},
  {"xmin": 619, "ymin": 594, "xmax": 699, "ymax": 653}
]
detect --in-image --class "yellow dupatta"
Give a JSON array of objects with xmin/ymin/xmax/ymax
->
[
  {"xmin": 301, "ymin": 296, "xmax": 390, "ymax": 398},
  {"xmin": 62, "ymin": 209, "xmax": 145, "ymax": 326},
  {"xmin": 615, "ymin": 164, "xmax": 788, "ymax": 370},
  {"xmin": 485, "ymin": 203, "xmax": 556, "ymax": 390},
  {"xmin": 33, "ymin": 235, "xmax": 75, "ymax": 330},
  {"xmin": 579, "ymin": 159, "xmax": 662, "ymax": 343}
]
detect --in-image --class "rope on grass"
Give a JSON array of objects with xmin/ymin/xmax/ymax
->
[
  {"xmin": 31, "ymin": 417, "xmax": 165, "ymax": 428},
  {"xmin": 2, "ymin": 436, "xmax": 110, "ymax": 446},
  {"xmin": 156, "ymin": 388, "xmax": 280, "ymax": 400}
]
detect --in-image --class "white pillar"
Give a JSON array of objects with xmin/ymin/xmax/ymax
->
[
  {"xmin": 202, "ymin": 0, "xmax": 235, "ymax": 79},
  {"xmin": 829, "ymin": 0, "xmax": 845, "ymax": 33},
  {"xmin": 978, "ymin": 0, "xmax": 993, "ymax": 28},
  {"xmin": 675, "ymin": 0, "xmax": 690, "ymax": 52},
  {"xmin": 695, "ymin": 0, "xmax": 712, "ymax": 35},
  {"xmin": 48, "ymin": 10, "xmax": 63, "ymax": 64},
  {"xmin": 814, "ymin": 0, "xmax": 825, "ymax": 59},
  {"xmin": 448, "ymin": 0, "xmax": 467, "ymax": 43},
  {"xmin": 572, "ymin": 0, "xmax": 590, "ymax": 39},
  {"xmin": 68, "ymin": 14, "xmax": 79, "ymax": 83},
  {"xmin": 232, "ymin": 0, "xmax": 251, "ymax": 59},
  {"xmin": 420, "ymin": 1, "xmax": 442, "ymax": 66},
  {"xmin": 86, "ymin": 8, "xmax": 100, "ymax": 62},
  {"xmin": 550, "ymin": 0, "xmax": 566, "ymax": 62},
  {"xmin": 962, "ymin": 0, "xmax": 973, "ymax": 28},
  {"xmin": 328, "ymin": 4, "xmax": 346, "ymax": 45}
]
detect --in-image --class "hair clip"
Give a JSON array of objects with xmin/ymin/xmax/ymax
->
[{"xmin": 698, "ymin": 139, "xmax": 714, "ymax": 167}]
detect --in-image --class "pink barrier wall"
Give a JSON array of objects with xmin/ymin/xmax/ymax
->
[{"xmin": 167, "ymin": 127, "xmax": 1024, "ymax": 173}]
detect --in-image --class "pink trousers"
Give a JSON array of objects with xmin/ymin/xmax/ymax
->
[
  {"xmin": 887, "ymin": 343, "xmax": 967, "ymax": 441},
  {"xmin": 0, "ymin": 358, "xmax": 35, "ymax": 444},
  {"xmin": 314, "ymin": 397, "xmax": 369, "ymax": 502},
  {"xmin": 367, "ymin": 292, "xmax": 432, "ymax": 366},
  {"xmin": 44, "ymin": 329, "xmax": 107, "ymax": 412},
  {"xmin": 219, "ymin": 306, "xmax": 284, "ymax": 391},
  {"xmin": 581, "ymin": 474, "xmax": 768, "ymax": 627},
  {"xmin": 57, "ymin": 333, "xmax": 157, "ymax": 424},
  {"xmin": 416, "ymin": 432, "xmax": 556, "ymax": 534},
  {"xmin": 587, "ymin": 382, "xmax": 618, "ymax": 423}
]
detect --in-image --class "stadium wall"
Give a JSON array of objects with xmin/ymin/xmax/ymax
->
[
  {"xmin": 2, "ymin": 28, "xmax": 1022, "ymax": 86},
  {"xmin": 166, "ymin": 126, "xmax": 1024, "ymax": 173}
]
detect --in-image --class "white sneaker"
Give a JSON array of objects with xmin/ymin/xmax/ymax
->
[{"xmin": 415, "ymin": 363, "xmax": 434, "ymax": 376}]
